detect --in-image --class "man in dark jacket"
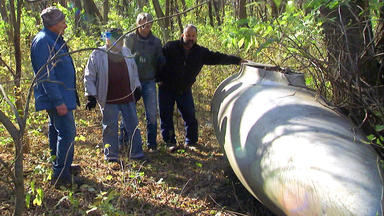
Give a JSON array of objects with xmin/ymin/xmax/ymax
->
[{"xmin": 157, "ymin": 24, "xmax": 244, "ymax": 152}]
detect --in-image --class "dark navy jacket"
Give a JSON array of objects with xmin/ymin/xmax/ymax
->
[
  {"xmin": 158, "ymin": 38, "xmax": 241, "ymax": 93},
  {"xmin": 31, "ymin": 28, "xmax": 78, "ymax": 111}
]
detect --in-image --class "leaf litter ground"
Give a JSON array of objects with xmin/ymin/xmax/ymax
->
[{"xmin": 0, "ymin": 102, "xmax": 275, "ymax": 216}]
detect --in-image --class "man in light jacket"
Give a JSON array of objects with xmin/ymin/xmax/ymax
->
[{"xmin": 84, "ymin": 28, "xmax": 146, "ymax": 162}]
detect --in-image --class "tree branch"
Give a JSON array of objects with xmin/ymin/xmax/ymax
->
[
  {"xmin": 0, "ymin": 85, "xmax": 22, "ymax": 131},
  {"xmin": 0, "ymin": 55, "xmax": 15, "ymax": 77},
  {"xmin": 0, "ymin": 109, "xmax": 19, "ymax": 141}
]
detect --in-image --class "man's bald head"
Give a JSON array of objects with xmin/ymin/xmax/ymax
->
[{"xmin": 182, "ymin": 24, "xmax": 197, "ymax": 49}]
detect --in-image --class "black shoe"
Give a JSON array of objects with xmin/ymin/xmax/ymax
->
[
  {"xmin": 166, "ymin": 143, "xmax": 177, "ymax": 153},
  {"xmin": 51, "ymin": 176, "xmax": 84, "ymax": 189},
  {"xmin": 69, "ymin": 164, "xmax": 81, "ymax": 176}
]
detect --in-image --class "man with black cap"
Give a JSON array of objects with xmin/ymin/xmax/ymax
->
[
  {"xmin": 84, "ymin": 28, "xmax": 146, "ymax": 164},
  {"xmin": 31, "ymin": 7, "xmax": 81, "ymax": 188}
]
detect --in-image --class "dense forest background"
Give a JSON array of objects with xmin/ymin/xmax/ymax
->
[{"xmin": 0, "ymin": 0, "xmax": 383, "ymax": 215}]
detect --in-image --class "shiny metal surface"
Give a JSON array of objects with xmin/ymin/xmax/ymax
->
[{"xmin": 211, "ymin": 62, "xmax": 383, "ymax": 216}]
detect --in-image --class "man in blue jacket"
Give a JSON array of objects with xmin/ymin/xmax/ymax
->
[
  {"xmin": 158, "ymin": 24, "xmax": 245, "ymax": 152},
  {"xmin": 31, "ymin": 7, "xmax": 81, "ymax": 188}
]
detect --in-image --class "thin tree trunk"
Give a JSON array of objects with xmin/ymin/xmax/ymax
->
[
  {"xmin": 213, "ymin": 0, "xmax": 222, "ymax": 25},
  {"xmin": 208, "ymin": 0, "xmax": 214, "ymax": 27},
  {"xmin": 0, "ymin": 0, "xmax": 8, "ymax": 22},
  {"xmin": 103, "ymin": 0, "xmax": 109, "ymax": 24},
  {"xmin": 9, "ymin": 0, "xmax": 23, "ymax": 115},
  {"xmin": 13, "ymin": 138, "xmax": 24, "ymax": 216},
  {"xmin": 269, "ymin": 0, "xmax": 278, "ymax": 18},
  {"xmin": 73, "ymin": 0, "xmax": 82, "ymax": 34},
  {"xmin": 8, "ymin": 0, "xmax": 25, "ymax": 214},
  {"xmin": 165, "ymin": 0, "xmax": 170, "ymax": 29},
  {"xmin": 82, "ymin": 0, "xmax": 103, "ymax": 24},
  {"xmin": 239, "ymin": 0, "xmax": 246, "ymax": 20},
  {"xmin": 152, "ymin": 0, "xmax": 169, "ymax": 41},
  {"xmin": 375, "ymin": 2, "xmax": 384, "ymax": 104},
  {"xmin": 180, "ymin": 0, "xmax": 186, "ymax": 10},
  {"xmin": 174, "ymin": 0, "xmax": 183, "ymax": 33}
]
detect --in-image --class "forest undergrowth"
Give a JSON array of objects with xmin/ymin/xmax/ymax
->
[{"xmin": 0, "ymin": 91, "xmax": 275, "ymax": 215}]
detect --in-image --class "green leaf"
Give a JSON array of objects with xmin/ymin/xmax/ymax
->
[
  {"xmin": 106, "ymin": 175, "xmax": 113, "ymax": 180},
  {"xmin": 25, "ymin": 193, "xmax": 31, "ymax": 209},
  {"xmin": 75, "ymin": 135, "xmax": 86, "ymax": 142},
  {"xmin": 238, "ymin": 38, "xmax": 245, "ymax": 48},
  {"xmin": 367, "ymin": 134, "xmax": 375, "ymax": 141},
  {"xmin": 30, "ymin": 180, "xmax": 35, "ymax": 193},
  {"xmin": 328, "ymin": 0, "xmax": 340, "ymax": 9},
  {"xmin": 375, "ymin": 125, "xmax": 384, "ymax": 132},
  {"xmin": 273, "ymin": 0, "xmax": 281, "ymax": 8},
  {"xmin": 195, "ymin": 162, "xmax": 203, "ymax": 168},
  {"xmin": 33, "ymin": 188, "xmax": 43, "ymax": 206}
]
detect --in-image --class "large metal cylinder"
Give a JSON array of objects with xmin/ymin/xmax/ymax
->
[{"xmin": 211, "ymin": 62, "xmax": 383, "ymax": 216}]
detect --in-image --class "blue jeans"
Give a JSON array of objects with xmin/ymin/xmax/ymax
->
[
  {"xmin": 47, "ymin": 110, "xmax": 76, "ymax": 181},
  {"xmin": 102, "ymin": 102, "xmax": 144, "ymax": 160},
  {"xmin": 120, "ymin": 80, "xmax": 158, "ymax": 148},
  {"xmin": 158, "ymin": 87, "xmax": 198, "ymax": 145}
]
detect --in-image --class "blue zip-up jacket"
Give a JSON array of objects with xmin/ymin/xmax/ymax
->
[{"xmin": 31, "ymin": 28, "xmax": 78, "ymax": 111}]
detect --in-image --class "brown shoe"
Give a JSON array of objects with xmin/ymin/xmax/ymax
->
[{"xmin": 107, "ymin": 159, "xmax": 121, "ymax": 170}]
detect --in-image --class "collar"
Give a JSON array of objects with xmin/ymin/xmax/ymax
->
[
  {"xmin": 43, "ymin": 27, "xmax": 63, "ymax": 41},
  {"xmin": 137, "ymin": 31, "xmax": 152, "ymax": 40}
]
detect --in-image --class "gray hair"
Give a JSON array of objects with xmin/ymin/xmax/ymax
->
[
  {"xmin": 183, "ymin": 24, "xmax": 197, "ymax": 33},
  {"xmin": 40, "ymin": 7, "xmax": 65, "ymax": 27},
  {"xmin": 136, "ymin": 13, "xmax": 153, "ymax": 25}
]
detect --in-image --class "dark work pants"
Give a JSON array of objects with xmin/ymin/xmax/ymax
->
[{"xmin": 158, "ymin": 87, "xmax": 198, "ymax": 145}]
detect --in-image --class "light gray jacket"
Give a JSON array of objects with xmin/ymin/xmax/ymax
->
[{"xmin": 84, "ymin": 45, "xmax": 140, "ymax": 108}]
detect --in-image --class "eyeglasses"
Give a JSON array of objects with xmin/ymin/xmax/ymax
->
[{"xmin": 140, "ymin": 23, "xmax": 152, "ymax": 30}]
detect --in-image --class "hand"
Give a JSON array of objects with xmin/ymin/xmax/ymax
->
[
  {"xmin": 239, "ymin": 59, "xmax": 248, "ymax": 65},
  {"xmin": 134, "ymin": 88, "xmax": 142, "ymax": 102},
  {"xmin": 85, "ymin": 96, "xmax": 97, "ymax": 110},
  {"xmin": 56, "ymin": 103, "xmax": 68, "ymax": 116},
  {"xmin": 157, "ymin": 81, "xmax": 163, "ymax": 86}
]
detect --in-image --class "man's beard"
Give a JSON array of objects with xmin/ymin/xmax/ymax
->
[{"xmin": 183, "ymin": 39, "xmax": 195, "ymax": 48}]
